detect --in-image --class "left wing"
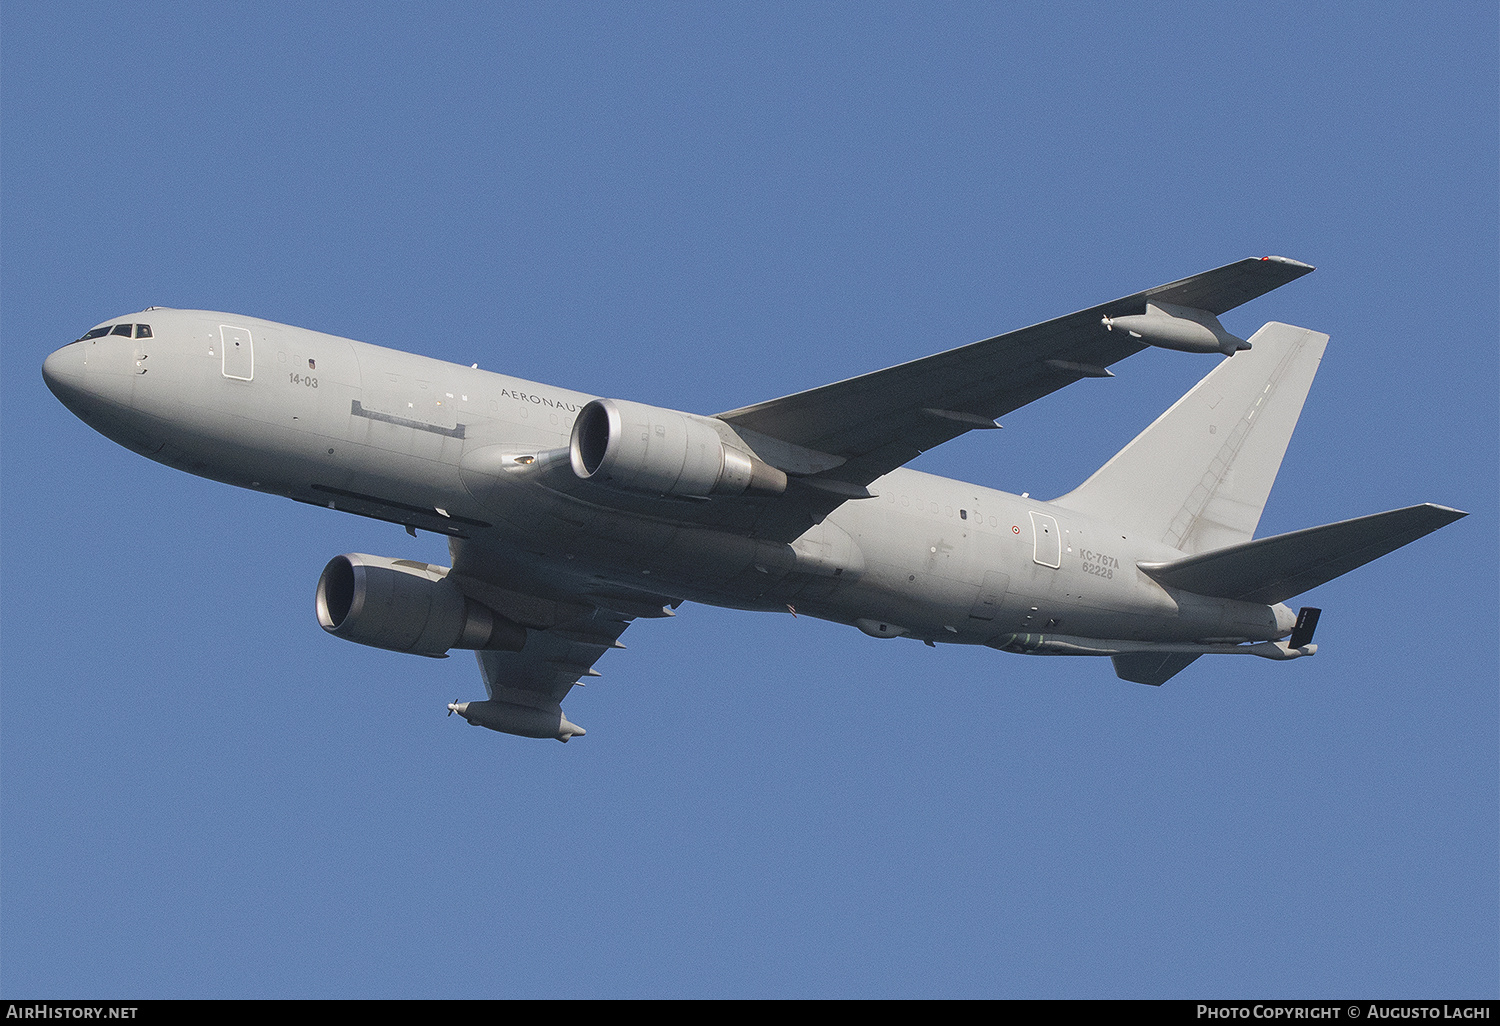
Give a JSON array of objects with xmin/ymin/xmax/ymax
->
[
  {"xmin": 719, "ymin": 256, "xmax": 1313, "ymax": 487},
  {"xmin": 450, "ymin": 605, "xmax": 633, "ymax": 741},
  {"xmin": 443, "ymin": 537, "xmax": 680, "ymax": 741}
]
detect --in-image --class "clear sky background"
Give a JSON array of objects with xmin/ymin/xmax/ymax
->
[{"xmin": 2, "ymin": 2, "xmax": 1495, "ymax": 999}]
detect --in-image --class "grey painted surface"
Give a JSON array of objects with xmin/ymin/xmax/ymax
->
[{"xmin": 41, "ymin": 263, "xmax": 1464, "ymax": 738}]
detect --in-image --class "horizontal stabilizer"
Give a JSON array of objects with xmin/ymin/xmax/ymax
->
[
  {"xmin": 1138, "ymin": 503, "xmax": 1467, "ymax": 604},
  {"xmin": 1112, "ymin": 652, "xmax": 1200, "ymax": 686}
]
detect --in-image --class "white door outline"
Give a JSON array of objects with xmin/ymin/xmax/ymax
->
[
  {"xmin": 221, "ymin": 324, "xmax": 253, "ymax": 381},
  {"xmin": 1030, "ymin": 511, "xmax": 1061, "ymax": 568}
]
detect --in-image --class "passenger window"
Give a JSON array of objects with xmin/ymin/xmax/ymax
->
[
  {"xmin": 79, "ymin": 327, "xmax": 112, "ymax": 341},
  {"xmin": 111, "ymin": 324, "xmax": 133, "ymax": 336},
  {"xmin": 134, "ymin": 324, "xmax": 152, "ymax": 339}
]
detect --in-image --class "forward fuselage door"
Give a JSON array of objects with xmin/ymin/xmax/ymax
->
[
  {"xmin": 1030, "ymin": 510, "xmax": 1061, "ymax": 568},
  {"xmin": 221, "ymin": 324, "xmax": 253, "ymax": 381}
]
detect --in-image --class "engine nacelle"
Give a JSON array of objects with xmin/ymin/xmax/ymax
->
[
  {"xmin": 315, "ymin": 553, "xmax": 527, "ymax": 657},
  {"xmin": 570, "ymin": 398, "xmax": 787, "ymax": 498}
]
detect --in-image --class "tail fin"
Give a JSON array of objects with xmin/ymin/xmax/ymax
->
[{"xmin": 1055, "ymin": 322, "xmax": 1327, "ymax": 555}]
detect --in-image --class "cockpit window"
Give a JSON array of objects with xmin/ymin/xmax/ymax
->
[{"xmin": 77, "ymin": 322, "xmax": 153, "ymax": 342}]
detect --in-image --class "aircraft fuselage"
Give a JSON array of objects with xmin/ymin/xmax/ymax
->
[{"xmin": 42, "ymin": 307, "xmax": 1292, "ymax": 653}]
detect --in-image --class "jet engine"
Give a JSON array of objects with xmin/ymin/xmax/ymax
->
[
  {"xmin": 315, "ymin": 553, "xmax": 527, "ymax": 657},
  {"xmin": 570, "ymin": 398, "xmax": 787, "ymax": 498}
]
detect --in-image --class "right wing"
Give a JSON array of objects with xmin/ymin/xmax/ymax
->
[{"xmin": 719, "ymin": 256, "xmax": 1314, "ymax": 488}]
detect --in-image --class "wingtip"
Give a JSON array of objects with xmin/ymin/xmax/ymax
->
[
  {"xmin": 1425, "ymin": 503, "xmax": 1469, "ymax": 521},
  {"xmin": 1261, "ymin": 255, "xmax": 1316, "ymax": 271}
]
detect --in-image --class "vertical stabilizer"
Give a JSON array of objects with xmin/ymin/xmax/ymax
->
[{"xmin": 1055, "ymin": 322, "xmax": 1327, "ymax": 555}]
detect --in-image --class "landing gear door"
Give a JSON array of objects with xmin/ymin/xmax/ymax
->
[
  {"xmin": 221, "ymin": 324, "xmax": 253, "ymax": 381},
  {"xmin": 1030, "ymin": 511, "xmax": 1061, "ymax": 568}
]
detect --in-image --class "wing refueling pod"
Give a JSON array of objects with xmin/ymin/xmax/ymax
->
[{"xmin": 1103, "ymin": 301, "xmax": 1251, "ymax": 356}]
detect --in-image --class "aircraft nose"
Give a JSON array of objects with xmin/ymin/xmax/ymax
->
[{"xmin": 42, "ymin": 342, "xmax": 89, "ymax": 410}]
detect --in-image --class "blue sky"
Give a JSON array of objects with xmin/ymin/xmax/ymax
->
[{"xmin": 3, "ymin": 2, "xmax": 1495, "ymax": 998}]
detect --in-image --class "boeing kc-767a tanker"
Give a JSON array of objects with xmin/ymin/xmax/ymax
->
[{"xmin": 42, "ymin": 257, "xmax": 1465, "ymax": 741}]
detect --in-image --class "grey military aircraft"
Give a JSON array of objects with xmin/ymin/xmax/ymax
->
[{"xmin": 43, "ymin": 257, "xmax": 1465, "ymax": 741}]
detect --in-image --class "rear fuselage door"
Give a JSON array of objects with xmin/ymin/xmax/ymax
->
[
  {"xmin": 1030, "ymin": 511, "xmax": 1061, "ymax": 568},
  {"xmin": 221, "ymin": 324, "xmax": 253, "ymax": 381}
]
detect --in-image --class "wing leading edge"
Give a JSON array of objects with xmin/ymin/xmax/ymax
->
[{"xmin": 718, "ymin": 256, "xmax": 1314, "ymax": 487}]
